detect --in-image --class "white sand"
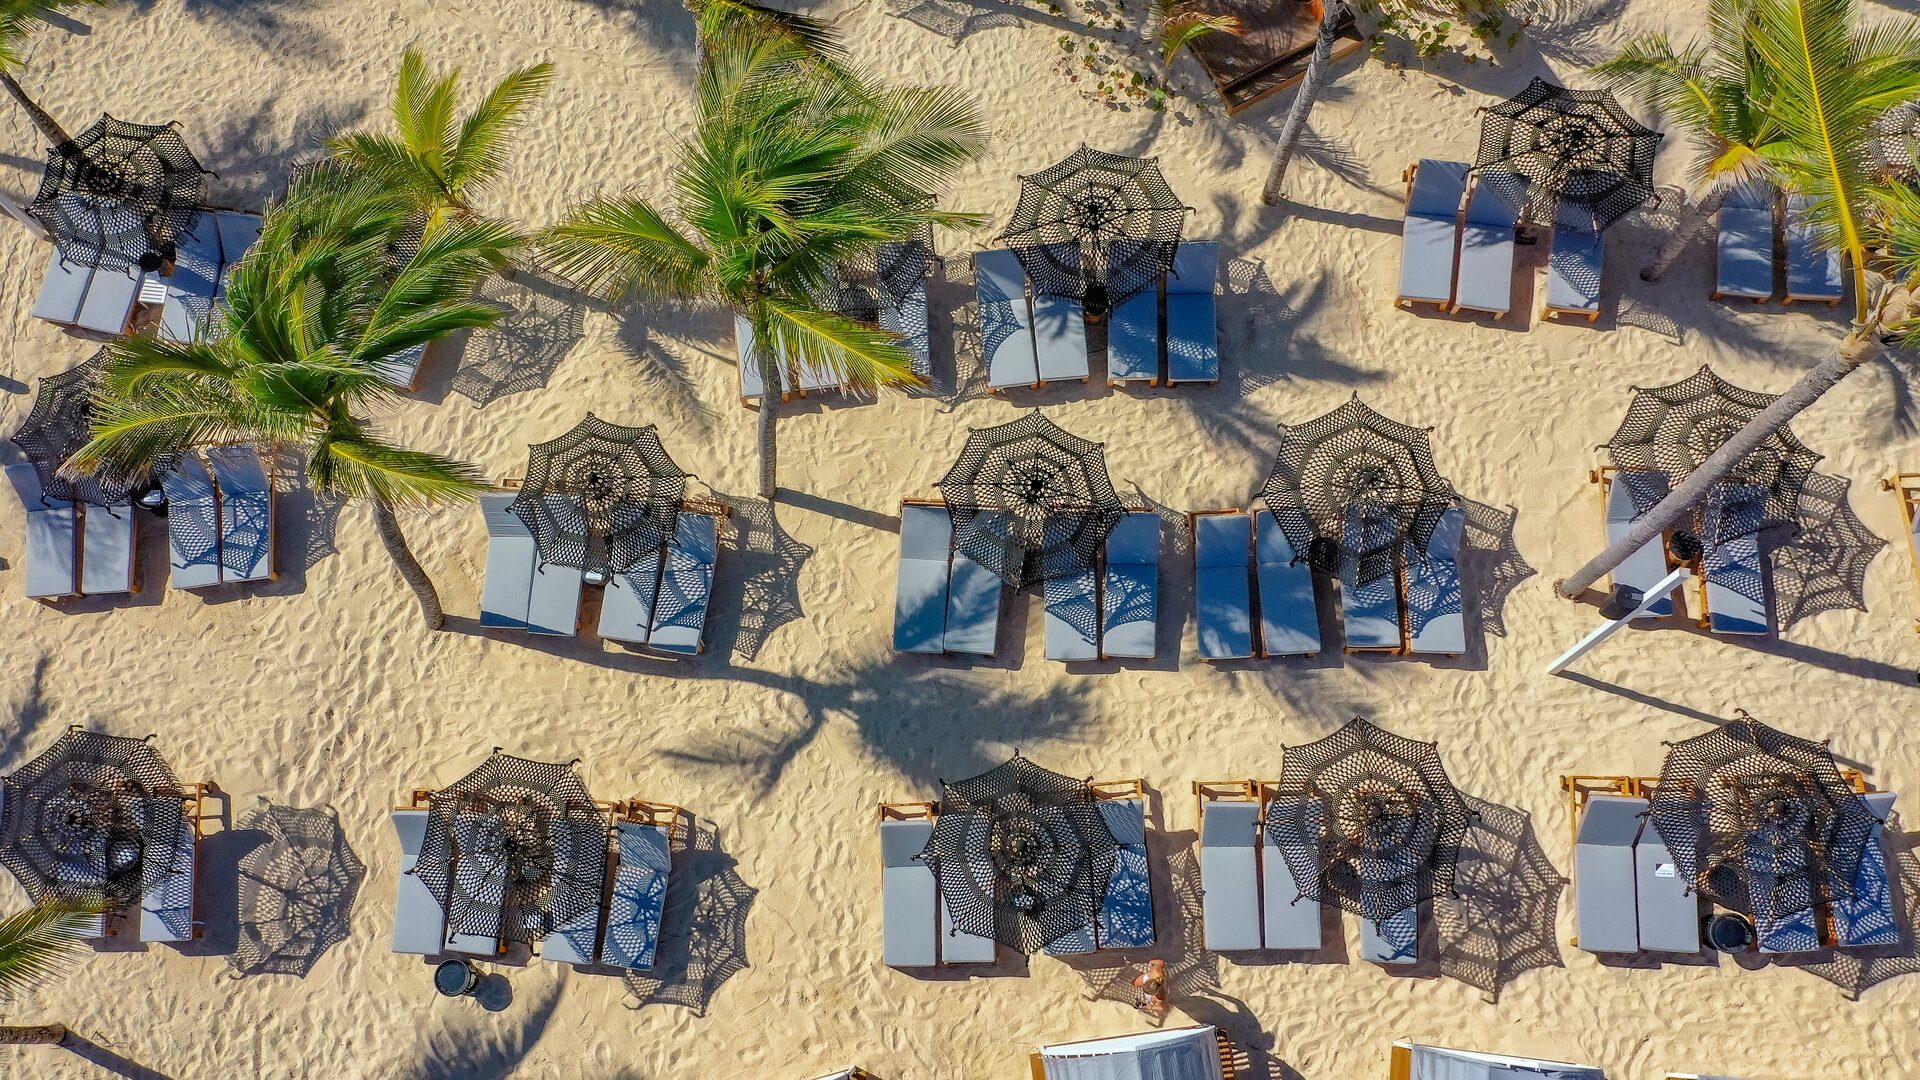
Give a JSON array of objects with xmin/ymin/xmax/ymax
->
[{"xmin": 1, "ymin": 1, "xmax": 1918, "ymax": 1078}]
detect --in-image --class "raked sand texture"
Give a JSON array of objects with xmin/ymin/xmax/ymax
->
[{"xmin": 2, "ymin": 2, "xmax": 1919, "ymax": 1079}]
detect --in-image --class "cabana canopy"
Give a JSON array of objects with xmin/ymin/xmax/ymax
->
[{"xmin": 1037, "ymin": 1027, "xmax": 1226, "ymax": 1080}]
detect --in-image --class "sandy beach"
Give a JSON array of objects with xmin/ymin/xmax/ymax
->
[{"xmin": 1, "ymin": 0, "xmax": 1918, "ymax": 1078}]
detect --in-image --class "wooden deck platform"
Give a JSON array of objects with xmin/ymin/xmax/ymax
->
[{"xmin": 1183, "ymin": 0, "xmax": 1365, "ymax": 113}]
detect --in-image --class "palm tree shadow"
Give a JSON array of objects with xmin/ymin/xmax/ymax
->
[
  {"xmin": 126, "ymin": 0, "xmax": 341, "ymax": 68},
  {"xmin": 402, "ymin": 971, "xmax": 565, "ymax": 1080},
  {"xmin": 612, "ymin": 301, "xmax": 727, "ymax": 443}
]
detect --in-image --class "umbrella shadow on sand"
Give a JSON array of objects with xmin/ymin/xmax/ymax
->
[
  {"xmin": 1434, "ymin": 795, "xmax": 1566, "ymax": 1001},
  {"xmin": 449, "ymin": 270, "xmax": 590, "ymax": 409},
  {"xmin": 710, "ymin": 495, "xmax": 815, "ymax": 663},
  {"xmin": 226, "ymin": 801, "xmax": 366, "ymax": 979},
  {"xmin": 622, "ymin": 820, "xmax": 757, "ymax": 1017}
]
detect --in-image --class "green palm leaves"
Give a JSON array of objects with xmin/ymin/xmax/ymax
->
[{"xmin": 0, "ymin": 898, "xmax": 106, "ymax": 1000}]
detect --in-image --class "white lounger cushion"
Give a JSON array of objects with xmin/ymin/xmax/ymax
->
[
  {"xmin": 1199, "ymin": 799, "xmax": 1261, "ymax": 951},
  {"xmin": 1634, "ymin": 826, "xmax": 1699, "ymax": 953},
  {"xmin": 737, "ymin": 315, "xmax": 796, "ymax": 401},
  {"xmin": 1397, "ymin": 160, "xmax": 1470, "ymax": 305},
  {"xmin": 206, "ymin": 445, "xmax": 273, "ymax": 582},
  {"xmin": 390, "ymin": 808, "xmax": 446, "ymax": 955},
  {"xmin": 445, "ymin": 812, "xmax": 506, "ymax": 955},
  {"xmin": 894, "ymin": 503, "xmax": 952, "ymax": 654},
  {"xmin": 879, "ymin": 281, "xmax": 932, "ymax": 379},
  {"xmin": 880, "ymin": 817, "xmax": 938, "ymax": 968},
  {"xmin": 1095, "ymin": 798, "xmax": 1154, "ymax": 949},
  {"xmin": 1833, "ymin": 791, "xmax": 1899, "ymax": 947},
  {"xmin": 80, "ymin": 501, "xmax": 136, "ymax": 595},
  {"xmin": 1043, "ymin": 567, "xmax": 1099, "ymax": 661},
  {"xmin": 976, "ymin": 249, "xmax": 1039, "ymax": 390},
  {"xmin": 1717, "ymin": 184, "xmax": 1774, "ymax": 300},
  {"xmin": 479, "ymin": 492, "xmax": 536, "ymax": 630},
  {"xmin": 1361, "ymin": 906, "xmax": 1418, "ymax": 964},
  {"xmin": 138, "ymin": 796, "xmax": 196, "ymax": 943},
  {"xmin": 1194, "ymin": 513, "xmax": 1253, "ymax": 660},
  {"xmin": 1785, "ymin": 194, "xmax": 1843, "ymax": 302},
  {"xmin": 1260, "ymin": 798, "xmax": 1322, "ymax": 950},
  {"xmin": 1165, "ymin": 242, "xmax": 1219, "ymax": 384},
  {"xmin": 1606, "ymin": 471, "xmax": 1674, "ymax": 617},
  {"xmin": 33, "ymin": 250, "xmax": 93, "ymax": 324},
  {"xmin": 213, "ymin": 213, "xmax": 264, "ymax": 297},
  {"xmin": 523, "ymin": 493, "xmax": 585, "ymax": 637},
  {"xmin": 161, "ymin": 458, "xmax": 223, "ymax": 589},
  {"xmin": 1340, "ymin": 570, "xmax": 1401, "ymax": 650},
  {"xmin": 598, "ymin": 553, "xmax": 665, "ymax": 645},
  {"xmin": 1405, "ymin": 507, "xmax": 1466, "ymax": 655},
  {"xmin": 1106, "ymin": 251, "xmax": 1159, "ymax": 383},
  {"xmin": 943, "ymin": 516, "xmax": 1004, "ymax": 656},
  {"xmin": 75, "ymin": 265, "xmax": 143, "ymax": 336},
  {"xmin": 648, "ymin": 511, "xmax": 719, "ymax": 654},
  {"xmin": 941, "ymin": 883, "xmax": 999, "ymax": 964},
  {"xmin": 541, "ymin": 818, "xmax": 610, "ymax": 965},
  {"xmin": 1573, "ymin": 793, "xmax": 1643, "ymax": 953},
  {"xmin": 1452, "ymin": 172, "xmax": 1522, "ymax": 315},
  {"xmin": 1100, "ymin": 512, "xmax": 1159, "ymax": 659},
  {"xmin": 1546, "ymin": 223, "xmax": 1604, "ymax": 315},
  {"xmin": 1254, "ymin": 510, "xmax": 1319, "ymax": 656},
  {"xmin": 1032, "ymin": 289, "xmax": 1089, "ymax": 383},
  {"xmin": 160, "ymin": 212, "xmax": 223, "ymax": 342},
  {"xmin": 603, "ymin": 821, "xmax": 673, "ymax": 970},
  {"xmin": 1704, "ymin": 484, "xmax": 1768, "ymax": 636},
  {"xmin": 7, "ymin": 464, "xmax": 78, "ymax": 599},
  {"xmin": 374, "ymin": 342, "xmax": 429, "ymax": 390}
]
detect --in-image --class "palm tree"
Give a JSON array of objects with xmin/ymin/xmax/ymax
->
[
  {"xmin": 540, "ymin": 26, "xmax": 987, "ymax": 498},
  {"xmin": 1558, "ymin": 0, "xmax": 1920, "ymax": 601},
  {"xmin": 327, "ymin": 50, "xmax": 553, "ymax": 230},
  {"xmin": 1262, "ymin": 0, "xmax": 1350, "ymax": 205},
  {"xmin": 0, "ymin": 0, "xmax": 111, "ymax": 145},
  {"xmin": 1591, "ymin": 0, "xmax": 1782, "ymax": 280},
  {"xmin": 0, "ymin": 897, "xmax": 107, "ymax": 1046},
  {"xmin": 68, "ymin": 174, "xmax": 513, "ymax": 628}
]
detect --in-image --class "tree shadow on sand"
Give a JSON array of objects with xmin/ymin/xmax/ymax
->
[
  {"xmin": 1434, "ymin": 795, "xmax": 1565, "ymax": 1001},
  {"xmin": 402, "ymin": 974, "xmax": 564, "ymax": 1080},
  {"xmin": 622, "ymin": 820, "xmax": 757, "ymax": 1017}
]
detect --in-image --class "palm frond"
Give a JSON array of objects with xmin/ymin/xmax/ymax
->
[
  {"xmin": 447, "ymin": 61, "xmax": 554, "ymax": 200},
  {"xmin": 310, "ymin": 428, "xmax": 486, "ymax": 507},
  {"xmin": 0, "ymin": 897, "xmax": 109, "ymax": 1000},
  {"xmin": 759, "ymin": 297, "xmax": 923, "ymax": 391},
  {"xmin": 1152, "ymin": 0, "xmax": 1243, "ymax": 68},
  {"xmin": 541, "ymin": 196, "xmax": 712, "ymax": 301},
  {"xmin": 393, "ymin": 48, "xmax": 460, "ymax": 182}
]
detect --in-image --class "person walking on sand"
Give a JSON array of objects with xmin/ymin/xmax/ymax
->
[{"xmin": 1132, "ymin": 958, "xmax": 1168, "ymax": 1014}]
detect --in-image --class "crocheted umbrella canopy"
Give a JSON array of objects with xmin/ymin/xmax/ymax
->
[
  {"xmin": 31, "ymin": 115, "xmax": 210, "ymax": 272},
  {"xmin": 1476, "ymin": 78, "xmax": 1662, "ymax": 230},
  {"xmin": 938, "ymin": 410, "xmax": 1125, "ymax": 590},
  {"xmin": 998, "ymin": 146, "xmax": 1188, "ymax": 306},
  {"xmin": 9, "ymin": 350, "xmax": 144, "ymax": 506},
  {"xmin": 509, "ymin": 414, "xmax": 690, "ymax": 575}
]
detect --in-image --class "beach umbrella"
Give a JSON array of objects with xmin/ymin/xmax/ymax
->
[
  {"xmin": 997, "ymin": 145, "xmax": 1189, "ymax": 306},
  {"xmin": 30, "ymin": 115, "xmax": 211, "ymax": 272},
  {"xmin": 0, "ymin": 727, "xmax": 190, "ymax": 909},
  {"xmin": 509, "ymin": 414, "xmax": 689, "ymax": 576},
  {"xmin": 1605, "ymin": 365, "xmax": 1822, "ymax": 532},
  {"xmin": 1264, "ymin": 718, "xmax": 1474, "ymax": 921},
  {"xmin": 231, "ymin": 804, "xmax": 366, "ymax": 978},
  {"xmin": 1261, "ymin": 395, "xmax": 1457, "ymax": 586},
  {"xmin": 8, "ymin": 350, "xmax": 144, "ymax": 507},
  {"xmin": 938, "ymin": 410, "xmax": 1125, "ymax": 590},
  {"xmin": 1646, "ymin": 713, "xmax": 1880, "ymax": 919},
  {"xmin": 411, "ymin": 753, "xmax": 607, "ymax": 944},
  {"xmin": 917, "ymin": 754, "xmax": 1120, "ymax": 954},
  {"xmin": 1475, "ymin": 77, "xmax": 1662, "ymax": 230},
  {"xmin": 1771, "ymin": 473, "xmax": 1885, "ymax": 630},
  {"xmin": 1873, "ymin": 100, "xmax": 1920, "ymax": 179}
]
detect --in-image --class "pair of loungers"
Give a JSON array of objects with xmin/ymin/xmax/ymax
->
[
  {"xmin": 1598, "ymin": 469, "xmax": 1768, "ymax": 635},
  {"xmin": 1191, "ymin": 508, "xmax": 1465, "ymax": 660},
  {"xmin": 1193, "ymin": 782, "xmax": 1416, "ymax": 963},
  {"xmin": 975, "ymin": 248, "xmax": 1091, "ymax": 390},
  {"xmin": 1107, "ymin": 241, "xmax": 1221, "ymax": 386},
  {"xmin": 477, "ymin": 492, "xmax": 720, "ymax": 651},
  {"xmin": 160, "ymin": 446, "xmax": 277, "ymax": 589},
  {"xmin": 389, "ymin": 798, "xmax": 677, "ymax": 967},
  {"xmin": 892, "ymin": 502, "xmax": 1161, "ymax": 661},
  {"xmin": 0, "ymin": 780, "xmax": 207, "ymax": 943},
  {"xmin": 1712, "ymin": 184, "xmax": 1844, "ymax": 306},
  {"xmin": 155, "ymin": 210, "xmax": 264, "ymax": 343},
  {"xmin": 1395, "ymin": 160, "xmax": 1604, "ymax": 322},
  {"xmin": 879, "ymin": 783, "xmax": 1154, "ymax": 968},
  {"xmin": 6, "ymin": 464, "xmax": 138, "ymax": 598}
]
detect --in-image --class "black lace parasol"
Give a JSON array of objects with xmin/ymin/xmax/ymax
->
[
  {"xmin": 997, "ymin": 146, "xmax": 1188, "ymax": 306},
  {"xmin": 917, "ymin": 754, "xmax": 1119, "ymax": 954},
  {"xmin": 1476, "ymin": 78, "xmax": 1662, "ymax": 230},
  {"xmin": 9, "ymin": 349, "xmax": 144, "ymax": 507},
  {"xmin": 411, "ymin": 753, "xmax": 607, "ymax": 944},
  {"xmin": 937, "ymin": 410, "xmax": 1124, "ymax": 590},
  {"xmin": 1264, "ymin": 718, "xmax": 1474, "ymax": 921},
  {"xmin": 0, "ymin": 727, "xmax": 189, "ymax": 909},
  {"xmin": 1646, "ymin": 713, "xmax": 1881, "ymax": 919},
  {"xmin": 509, "ymin": 414, "xmax": 690, "ymax": 575},
  {"xmin": 31, "ymin": 115, "xmax": 211, "ymax": 272}
]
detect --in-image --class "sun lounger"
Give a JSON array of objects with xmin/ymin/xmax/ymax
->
[
  {"xmin": 520, "ymin": 495, "xmax": 585, "ymax": 637},
  {"xmin": 1604, "ymin": 469, "xmax": 1675, "ymax": 616},
  {"xmin": 74, "ymin": 264, "xmax": 143, "ymax": 336},
  {"xmin": 1254, "ymin": 509, "xmax": 1319, "ymax": 657},
  {"xmin": 1044, "ymin": 566, "xmax": 1100, "ymax": 662},
  {"xmin": 601, "ymin": 815, "xmax": 674, "ymax": 969},
  {"xmin": 1107, "ymin": 240, "xmax": 1160, "ymax": 386},
  {"xmin": 160, "ymin": 457, "xmax": 223, "ymax": 589},
  {"xmin": 1713, "ymin": 183, "xmax": 1775, "ymax": 302},
  {"xmin": 1753, "ymin": 892, "xmax": 1821, "ymax": 954},
  {"xmin": 374, "ymin": 342, "xmax": 429, "ymax": 391},
  {"xmin": 1165, "ymin": 241, "xmax": 1219, "ymax": 385},
  {"xmin": 32, "ymin": 252, "xmax": 93, "ymax": 325},
  {"xmin": 138, "ymin": 794, "xmax": 197, "ymax": 943},
  {"xmin": 1193, "ymin": 511, "xmax": 1254, "ymax": 661},
  {"xmin": 1197, "ymin": 785, "xmax": 1261, "ymax": 951},
  {"xmin": 648, "ymin": 510, "xmax": 719, "ymax": 654},
  {"xmin": 893, "ymin": 501, "xmax": 952, "ymax": 654},
  {"xmin": 539, "ymin": 817, "xmax": 611, "ymax": 965},
  {"xmin": 1395, "ymin": 160, "xmax": 1470, "ymax": 311},
  {"xmin": 1361, "ymin": 906, "xmax": 1418, "ymax": 964},
  {"xmin": 598, "ymin": 550, "xmax": 666, "ymax": 645},
  {"xmin": 1405, "ymin": 506, "xmax": 1465, "ymax": 656},
  {"xmin": 1340, "ymin": 571, "xmax": 1402, "ymax": 652},
  {"xmin": 445, "ymin": 811, "xmax": 507, "ymax": 955},
  {"xmin": 1832, "ymin": 791, "xmax": 1899, "ymax": 947},
  {"xmin": 1702, "ymin": 483, "xmax": 1768, "ymax": 636},
  {"xmin": 1634, "ymin": 810, "xmax": 1700, "ymax": 953},
  {"xmin": 390, "ymin": 807, "xmax": 447, "ymax": 954},
  {"xmin": 1391, "ymin": 1042, "xmax": 1606, "ymax": 1080},
  {"xmin": 1572, "ymin": 791, "xmax": 1644, "ymax": 953},
  {"xmin": 1038, "ymin": 1027, "xmax": 1233, "ymax": 1080},
  {"xmin": 976, "ymin": 249, "xmax": 1039, "ymax": 391},
  {"xmin": 1100, "ymin": 511, "xmax": 1159, "ymax": 659},
  {"xmin": 213, "ymin": 212, "xmax": 263, "ymax": 298},
  {"xmin": 80, "ymin": 501, "xmax": 137, "ymax": 595},
  {"xmin": 206, "ymin": 445, "xmax": 274, "ymax": 583},
  {"xmin": 1032, "ymin": 245, "xmax": 1090, "ymax": 385},
  {"xmin": 159, "ymin": 211, "xmax": 222, "ymax": 342},
  {"xmin": 1452, "ymin": 171, "xmax": 1522, "ymax": 317},
  {"xmin": 1544, "ymin": 221, "xmax": 1604, "ymax": 322},
  {"xmin": 1784, "ymin": 194, "xmax": 1843, "ymax": 305},
  {"xmin": 479, "ymin": 492, "xmax": 536, "ymax": 630},
  {"xmin": 737, "ymin": 314, "xmax": 796, "ymax": 404},
  {"xmin": 879, "ymin": 282, "xmax": 932, "ymax": 380},
  {"xmin": 1095, "ymin": 793, "xmax": 1154, "ymax": 949},
  {"xmin": 1259, "ymin": 794, "xmax": 1322, "ymax": 950},
  {"xmin": 6, "ymin": 464, "xmax": 78, "ymax": 599},
  {"xmin": 943, "ymin": 514, "xmax": 1004, "ymax": 656}
]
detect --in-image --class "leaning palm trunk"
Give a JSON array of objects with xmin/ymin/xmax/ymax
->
[
  {"xmin": 1261, "ymin": 0, "xmax": 1345, "ymax": 205},
  {"xmin": 1642, "ymin": 188, "xmax": 1733, "ymax": 282},
  {"xmin": 756, "ymin": 344, "xmax": 781, "ymax": 498},
  {"xmin": 371, "ymin": 497, "xmax": 445, "ymax": 630},
  {"xmin": 1557, "ymin": 346, "xmax": 1865, "ymax": 599},
  {"xmin": 0, "ymin": 1024, "xmax": 67, "ymax": 1045},
  {"xmin": 0, "ymin": 70, "xmax": 67, "ymax": 145}
]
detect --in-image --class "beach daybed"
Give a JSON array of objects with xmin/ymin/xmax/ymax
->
[
  {"xmin": 1033, "ymin": 1026, "xmax": 1235, "ymax": 1080},
  {"xmin": 139, "ymin": 784, "xmax": 207, "ymax": 943},
  {"xmin": 975, "ymin": 249, "xmax": 1040, "ymax": 391},
  {"xmin": 1404, "ymin": 506, "xmax": 1465, "ymax": 657},
  {"xmin": 1389, "ymin": 1042, "xmax": 1604, "ymax": 1080},
  {"xmin": 6, "ymin": 463, "xmax": 78, "ymax": 599},
  {"xmin": 1194, "ymin": 782, "xmax": 1262, "ymax": 951},
  {"xmin": 1395, "ymin": 160, "xmax": 1469, "ymax": 311},
  {"xmin": 160, "ymin": 456, "xmax": 223, "ymax": 589},
  {"xmin": 1165, "ymin": 241, "xmax": 1219, "ymax": 385},
  {"xmin": 1101, "ymin": 511, "xmax": 1160, "ymax": 659},
  {"xmin": 1561, "ymin": 776, "xmax": 1699, "ymax": 953},
  {"xmin": 1257, "ymin": 787, "xmax": 1322, "ymax": 950},
  {"xmin": 1597, "ymin": 468, "xmax": 1675, "ymax": 616},
  {"xmin": 389, "ymin": 805, "xmax": 446, "ymax": 955},
  {"xmin": 1450, "ymin": 171, "xmax": 1522, "ymax": 318},
  {"xmin": 206, "ymin": 445, "xmax": 275, "ymax": 583},
  {"xmin": 1107, "ymin": 239, "xmax": 1161, "ymax": 386},
  {"xmin": 1032, "ymin": 243, "xmax": 1090, "ymax": 385},
  {"xmin": 1254, "ymin": 510, "xmax": 1319, "ymax": 657},
  {"xmin": 1192, "ymin": 511, "xmax": 1254, "ymax": 661},
  {"xmin": 1783, "ymin": 193, "xmax": 1843, "ymax": 306},
  {"xmin": 1543, "ymin": 220, "xmax": 1604, "ymax": 323},
  {"xmin": 545, "ymin": 800, "xmax": 679, "ymax": 970},
  {"xmin": 1699, "ymin": 484, "xmax": 1768, "ymax": 636},
  {"xmin": 1045, "ymin": 780, "xmax": 1157, "ymax": 955},
  {"xmin": 879, "ymin": 803, "xmax": 939, "ymax": 968},
  {"xmin": 1712, "ymin": 183, "xmax": 1775, "ymax": 302}
]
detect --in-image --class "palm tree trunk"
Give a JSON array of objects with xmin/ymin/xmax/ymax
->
[
  {"xmin": 0, "ymin": 1024, "xmax": 66, "ymax": 1045},
  {"xmin": 0, "ymin": 71, "xmax": 68, "ymax": 146},
  {"xmin": 1557, "ymin": 346, "xmax": 1866, "ymax": 599},
  {"xmin": 1641, "ymin": 188, "xmax": 1732, "ymax": 282},
  {"xmin": 1260, "ymin": 0, "xmax": 1344, "ymax": 206},
  {"xmin": 757, "ymin": 347, "xmax": 781, "ymax": 499},
  {"xmin": 371, "ymin": 497, "xmax": 445, "ymax": 630}
]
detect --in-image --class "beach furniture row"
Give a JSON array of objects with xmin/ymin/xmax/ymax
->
[
  {"xmin": 1713, "ymin": 183, "xmax": 1845, "ymax": 306},
  {"xmin": 34, "ymin": 207, "xmax": 262, "ymax": 340},
  {"xmin": 1596, "ymin": 467, "xmax": 1768, "ymax": 635}
]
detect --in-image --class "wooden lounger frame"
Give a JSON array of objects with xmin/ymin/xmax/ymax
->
[
  {"xmin": 1558, "ymin": 774, "xmax": 1637, "ymax": 847},
  {"xmin": 1192, "ymin": 779, "xmax": 1257, "ymax": 833},
  {"xmin": 1029, "ymin": 1027, "xmax": 1238, "ymax": 1080},
  {"xmin": 1882, "ymin": 473, "xmax": 1920, "ymax": 631}
]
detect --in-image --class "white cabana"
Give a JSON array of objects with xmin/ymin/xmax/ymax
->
[
  {"xmin": 1391, "ymin": 1042, "xmax": 1606, "ymax": 1080},
  {"xmin": 1037, "ymin": 1026, "xmax": 1227, "ymax": 1080}
]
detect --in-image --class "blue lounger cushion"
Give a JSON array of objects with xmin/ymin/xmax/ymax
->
[
  {"xmin": 160, "ymin": 211, "xmax": 222, "ymax": 342},
  {"xmin": 599, "ymin": 551, "xmax": 665, "ymax": 645},
  {"xmin": 1607, "ymin": 471, "xmax": 1675, "ymax": 617},
  {"xmin": 1096, "ymin": 798, "xmax": 1154, "ymax": 949},
  {"xmin": 1165, "ymin": 242, "xmax": 1218, "ymax": 384},
  {"xmin": 1785, "ymin": 194, "xmax": 1843, "ymax": 303},
  {"xmin": 1043, "ymin": 567, "xmax": 1099, "ymax": 661},
  {"xmin": 881, "ymin": 817, "xmax": 938, "ymax": 968},
  {"xmin": 1452, "ymin": 172, "xmax": 1523, "ymax": 316},
  {"xmin": 479, "ymin": 493, "xmax": 535, "ymax": 630},
  {"xmin": 1340, "ymin": 571, "xmax": 1401, "ymax": 651},
  {"xmin": 1704, "ymin": 484, "xmax": 1768, "ymax": 636},
  {"xmin": 1194, "ymin": 512, "xmax": 1253, "ymax": 660},
  {"xmin": 161, "ymin": 458, "xmax": 223, "ymax": 589},
  {"xmin": 1546, "ymin": 222, "xmax": 1604, "ymax": 317},
  {"xmin": 1833, "ymin": 791, "xmax": 1899, "ymax": 947},
  {"xmin": 1362, "ymin": 906, "xmax": 1418, "ymax": 964},
  {"xmin": 1397, "ymin": 160, "xmax": 1470, "ymax": 306},
  {"xmin": 1405, "ymin": 506, "xmax": 1465, "ymax": 655},
  {"xmin": 206, "ymin": 445, "xmax": 273, "ymax": 583},
  {"xmin": 7, "ymin": 464, "xmax": 77, "ymax": 599},
  {"xmin": 648, "ymin": 511, "xmax": 719, "ymax": 653},
  {"xmin": 1260, "ymin": 797, "xmax": 1322, "ymax": 950},
  {"xmin": 33, "ymin": 249, "xmax": 93, "ymax": 324},
  {"xmin": 603, "ymin": 820, "xmax": 672, "ymax": 970},
  {"xmin": 1199, "ymin": 799, "xmax": 1261, "ymax": 951},
  {"xmin": 1573, "ymin": 793, "xmax": 1644, "ymax": 954},
  {"xmin": 138, "ymin": 796, "xmax": 196, "ymax": 943},
  {"xmin": 1032, "ymin": 243, "xmax": 1089, "ymax": 384},
  {"xmin": 894, "ymin": 503, "xmax": 952, "ymax": 653},
  {"xmin": 976, "ymin": 249, "xmax": 1039, "ymax": 390},
  {"xmin": 390, "ymin": 809, "xmax": 446, "ymax": 954},
  {"xmin": 1754, "ymin": 889, "xmax": 1822, "ymax": 954},
  {"xmin": 1255, "ymin": 509, "xmax": 1319, "ymax": 656},
  {"xmin": 75, "ymin": 264, "xmax": 143, "ymax": 336},
  {"xmin": 1100, "ymin": 511, "xmax": 1159, "ymax": 659},
  {"xmin": 539, "ymin": 818, "xmax": 610, "ymax": 965},
  {"xmin": 1716, "ymin": 183, "xmax": 1775, "ymax": 300},
  {"xmin": 80, "ymin": 500, "xmax": 136, "ymax": 595},
  {"xmin": 1107, "ymin": 240, "xmax": 1160, "ymax": 383}
]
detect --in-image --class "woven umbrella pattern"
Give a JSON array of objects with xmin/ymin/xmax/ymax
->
[
  {"xmin": 1265, "ymin": 718, "xmax": 1475, "ymax": 921},
  {"xmin": 9, "ymin": 349, "xmax": 144, "ymax": 506},
  {"xmin": 1475, "ymin": 77, "xmax": 1662, "ymax": 230},
  {"xmin": 231, "ymin": 804, "xmax": 366, "ymax": 978},
  {"xmin": 1646, "ymin": 713, "xmax": 1881, "ymax": 919},
  {"xmin": 1261, "ymin": 395, "xmax": 1458, "ymax": 586},
  {"xmin": 938, "ymin": 410, "xmax": 1125, "ymax": 590},
  {"xmin": 997, "ymin": 146, "xmax": 1188, "ymax": 305},
  {"xmin": 917, "ymin": 754, "xmax": 1119, "ymax": 954},
  {"xmin": 1874, "ymin": 100, "xmax": 1920, "ymax": 179},
  {"xmin": 411, "ymin": 754, "xmax": 606, "ymax": 944},
  {"xmin": 1771, "ymin": 473, "xmax": 1885, "ymax": 630},
  {"xmin": 509, "ymin": 414, "xmax": 689, "ymax": 575},
  {"xmin": 31, "ymin": 115, "xmax": 210, "ymax": 272},
  {"xmin": 0, "ymin": 728, "xmax": 188, "ymax": 909}
]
